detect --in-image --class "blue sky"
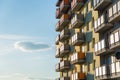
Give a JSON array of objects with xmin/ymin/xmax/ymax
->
[{"xmin": 0, "ymin": 0, "xmax": 58, "ymax": 80}]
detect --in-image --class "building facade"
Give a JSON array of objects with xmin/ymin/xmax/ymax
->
[{"xmin": 55, "ymin": 0, "xmax": 120, "ymax": 80}]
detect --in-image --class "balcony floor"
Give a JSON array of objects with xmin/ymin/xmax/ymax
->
[
  {"xmin": 94, "ymin": 0, "xmax": 111, "ymax": 10},
  {"xmin": 95, "ymin": 23, "xmax": 113, "ymax": 33},
  {"xmin": 109, "ymin": 11, "xmax": 120, "ymax": 23}
]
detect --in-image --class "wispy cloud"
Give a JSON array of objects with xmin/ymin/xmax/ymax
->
[
  {"xmin": 0, "ymin": 34, "xmax": 40, "ymax": 40},
  {"xmin": 14, "ymin": 41, "xmax": 52, "ymax": 52},
  {"xmin": 0, "ymin": 73, "xmax": 53, "ymax": 80}
]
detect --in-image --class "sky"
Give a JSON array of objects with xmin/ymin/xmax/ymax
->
[{"xmin": 0, "ymin": 0, "xmax": 58, "ymax": 80}]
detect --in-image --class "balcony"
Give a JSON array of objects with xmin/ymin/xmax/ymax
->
[
  {"xmin": 94, "ymin": 39, "xmax": 107, "ymax": 56},
  {"xmin": 94, "ymin": 14, "xmax": 113, "ymax": 33},
  {"xmin": 60, "ymin": 14, "xmax": 70, "ymax": 29},
  {"xmin": 56, "ymin": 0, "xmax": 62, "ymax": 7},
  {"xmin": 56, "ymin": 35, "xmax": 60, "ymax": 45},
  {"xmin": 71, "ymin": 33, "xmax": 85, "ymax": 46},
  {"xmin": 93, "ymin": 0, "xmax": 111, "ymax": 10},
  {"xmin": 71, "ymin": 52, "xmax": 85, "ymax": 64},
  {"xmin": 95, "ymin": 61, "xmax": 120, "ymax": 79},
  {"xmin": 71, "ymin": 14, "xmax": 84, "ymax": 28},
  {"xmin": 60, "ymin": 77, "xmax": 70, "ymax": 80},
  {"xmin": 72, "ymin": 72, "xmax": 86, "ymax": 80},
  {"xmin": 95, "ymin": 65, "xmax": 109, "ymax": 80},
  {"xmin": 110, "ymin": 61, "xmax": 120, "ymax": 78},
  {"xmin": 60, "ymin": 29, "xmax": 70, "ymax": 42},
  {"xmin": 56, "ymin": 14, "xmax": 70, "ymax": 32},
  {"xmin": 56, "ymin": 21, "xmax": 61, "ymax": 31},
  {"xmin": 56, "ymin": 63, "xmax": 60, "ymax": 72},
  {"xmin": 108, "ymin": 1, "xmax": 120, "ymax": 23},
  {"xmin": 71, "ymin": 0, "xmax": 83, "ymax": 12},
  {"xmin": 60, "ymin": 60, "xmax": 70, "ymax": 71},
  {"xmin": 60, "ymin": 0, "xmax": 70, "ymax": 13},
  {"xmin": 56, "ymin": 49, "xmax": 60, "ymax": 58},
  {"xmin": 109, "ymin": 28, "xmax": 120, "ymax": 50},
  {"xmin": 56, "ymin": 8, "xmax": 62, "ymax": 19},
  {"xmin": 60, "ymin": 45, "xmax": 70, "ymax": 57}
]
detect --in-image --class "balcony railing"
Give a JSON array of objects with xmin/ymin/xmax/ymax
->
[
  {"xmin": 71, "ymin": 52, "xmax": 85, "ymax": 64},
  {"xmin": 71, "ymin": 33, "xmax": 85, "ymax": 46},
  {"xmin": 95, "ymin": 65, "xmax": 109, "ymax": 80},
  {"xmin": 108, "ymin": 1, "xmax": 120, "ymax": 23},
  {"xmin": 110, "ymin": 61, "xmax": 120, "ymax": 78},
  {"xmin": 93, "ymin": 0, "xmax": 111, "ymax": 10},
  {"xmin": 109, "ymin": 28, "xmax": 120, "ymax": 50},
  {"xmin": 71, "ymin": 14, "xmax": 84, "ymax": 28},
  {"xmin": 60, "ymin": 77, "xmax": 70, "ymax": 80},
  {"xmin": 60, "ymin": 45, "xmax": 70, "ymax": 57},
  {"xmin": 56, "ymin": 21, "xmax": 61, "ymax": 31},
  {"xmin": 94, "ymin": 39, "xmax": 107, "ymax": 55},
  {"xmin": 56, "ymin": 63, "xmax": 60, "ymax": 72},
  {"xmin": 72, "ymin": 72, "xmax": 86, "ymax": 80},
  {"xmin": 60, "ymin": 60, "xmax": 70, "ymax": 71},
  {"xmin": 60, "ymin": 29, "xmax": 70, "ymax": 42},
  {"xmin": 94, "ymin": 14, "xmax": 113, "ymax": 33},
  {"xmin": 71, "ymin": 0, "xmax": 83, "ymax": 12},
  {"xmin": 56, "ymin": 35, "xmax": 60, "ymax": 45},
  {"xmin": 95, "ymin": 61, "xmax": 120, "ymax": 79},
  {"xmin": 56, "ymin": 8, "xmax": 62, "ymax": 19},
  {"xmin": 56, "ymin": 49, "xmax": 60, "ymax": 58},
  {"xmin": 56, "ymin": 0, "xmax": 62, "ymax": 7},
  {"xmin": 60, "ymin": 0, "xmax": 70, "ymax": 13}
]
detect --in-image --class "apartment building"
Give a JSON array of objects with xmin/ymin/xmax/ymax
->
[
  {"xmin": 55, "ymin": 0, "xmax": 120, "ymax": 80},
  {"xmin": 94, "ymin": 0, "xmax": 120, "ymax": 80}
]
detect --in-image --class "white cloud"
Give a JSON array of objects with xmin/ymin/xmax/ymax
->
[{"xmin": 14, "ymin": 41, "xmax": 52, "ymax": 52}]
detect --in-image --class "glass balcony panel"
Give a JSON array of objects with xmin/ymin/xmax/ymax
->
[
  {"xmin": 118, "ymin": 1, "xmax": 120, "ymax": 11},
  {"xmin": 108, "ymin": 7, "xmax": 113, "ymax": 18},
  {"xmin": 114, "ymin": 32, "xmax": 119, "ymax": 43},
  {"xmin": 113, "ymin": 4, "xmax": 117, "ymax": 14},
  {"xmin": 110, "ymin": 34, "xmax": 114, "ymax": 45},
  {"xmin": 99, "ymin": 67, "xmax": 102, "ymax": 76},
  {"xmin": 116, "ymin": 62, "xmax": 120, "ymax": 72},
  {"xmin": 102, "ymin": 66, "xmax": 107, "ymax": 75},
  {"xmin": 101, "ymin": 39, "xmax": 105, "ymax": 49},
  {"xmin": 111, "ymin": 63, "xmax": 115, "ymax": 74}
]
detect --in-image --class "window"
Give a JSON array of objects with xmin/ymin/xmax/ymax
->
[
  {"xmin": 87, "ymin": 42, "xmax": 90, "ymax": 51},
  {"xmin": 92, "ymin": 38, "xmax": 95, "ymax": 48},
  {"xmin": 86, "ymin": 4, "xmax": 88, "ymax": 13},
  {"xmin": 91, "ymin": 0, "xmax": 93, "ymax": 8},
  {"xmin": 87, "ymin": 63, "xmax": 90, "ymax": 72},
  {"xmin": 93, "ymin": 60, "xmax": 96, "ymax": 70},
  {"xmin": 87, "ymin": 23, "xmax": 89, "ymax": 31},
  {"xmin": 92, "ymin": 18, "xmax": 94, "ymax": 28}
]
